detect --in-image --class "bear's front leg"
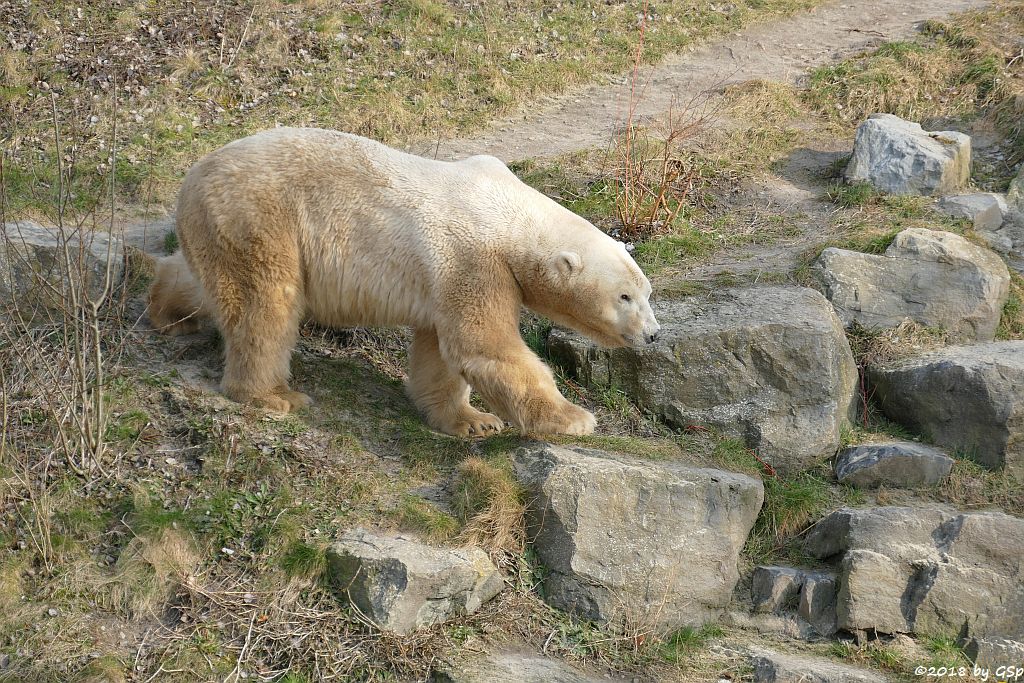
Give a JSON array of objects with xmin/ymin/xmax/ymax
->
[
  {"xmin": 443, "ymin": 331, "xmax": 596, "ymax": 436},
  {"xmin": 407, "ymin": 327, "xmax": 505, "ymax": 437}
]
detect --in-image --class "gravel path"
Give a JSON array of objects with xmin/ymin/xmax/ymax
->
[{"xmin": 430, "ymin": 0, "xmax": 987, "ymax": 162}]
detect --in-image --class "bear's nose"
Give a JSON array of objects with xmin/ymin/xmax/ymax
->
[{"xmin": 646, "ymin": 331, "xmax": 659, "ymax": 344}]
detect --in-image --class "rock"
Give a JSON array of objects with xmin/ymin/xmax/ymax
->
[
  {"xmin": 867, "ymin": 342, "xmax": 1024, "ymax": 475},
  {"xmin": 548, "ymin": 287, "xmax": 858, "ymax": 474},
  {"xmin": 963, "ymin": 636, "xmax": 1024, "ymax": 669},
  {"xmin": 0, "ymin": 220, "xmax": 125, "ymax": 308},
  {"xmin": 326, "ymin": 528, "xmax": 504, "ymax": 635},
  {"xmin": 1008, "ymin": 164, "xmax": 1024, "ymax": 214},
  {"xmin": 834, "ymin": 442, "xmax": 954, "ymax": 489},
  {"xmin": 750, "ymin": 649, "xmax": 890, "ymax": 683},
  {"xmin": 751, "ymin": 566, "xmax": 804, "ymax": 614},
  {"xmin": 799, "ymin": 572, "xmax": 839, "ymax": 637},
  {"xmin": 938, "ymin": 193, "xmax": 1003, "ymax": 232},
  {"xmin": 814, "ymin": 228, "xmax": 1010, "ymax": 342},
  {"xmin": 846, "ymin": 113, "xmax": 970, "ymax": 196},
  {"xmin": 805, "ymin": 507, "xmax": 1024, "ymax": 639},
  {"xmin": 512, "ymin": 443, "xmax": 763, "ymax": 630},
  {"xmin": 431, "ymin": 652, "xmax": 619, "ymax": 683}
]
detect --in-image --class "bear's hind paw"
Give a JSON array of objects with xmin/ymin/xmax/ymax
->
[{"xmin": 252, "ymin": 390, "xmax": 313, "ymax": 414}]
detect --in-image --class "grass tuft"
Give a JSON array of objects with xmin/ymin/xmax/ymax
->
[{"xmin": 452, "ymin": 456, "xmax": 526, "ymax": 558}]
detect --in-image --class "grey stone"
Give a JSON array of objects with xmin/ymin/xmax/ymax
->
[
  {"xmin": 834, "ymin": 442, "xmax": 954, "ymax": 489},
  {"xmin": 751, "ymin": 566, "xmax": 804, "ymax": 614},
  {"xmin": 799, "ymin": 571, "xmax": 839, "ymax": 637},
  {"xmin": 938, "ymin": 193, "xmax": 1003, "ymax": 231},
  {"xmin": 963, "ymin": 637, "xmax": 1024, "ymax": 670},
  {"xmin": 1, "ymin": 220, "xmax": 125, "ymax": 308},
  {"xmin": 1008, "ymin": 164, "xmax": 1024, "ymax": 214},
  {"xmin": 326, "ymin": 528, "xmax": 504, "ymax": 635},
  {"xmin": 750, "ymin": 649, "xmax": 890, "ymax": 683},
  {"xmin": 431, "ymin": 652, "xmax": 619, "ymax": 683},
  {"xmin": 805, "ymin": 507, "xmax": 1024, "ymax": 639},
  {"xmin": 846, "ymin": 113, "xmax": 971, "ymax": 196},
  {"xmin": 814, "ymin": 228, "xmax": 1010, "ymax": 342},
  {"xmin": 548, "ymin": 286, "xmax": 858, "ymax": 474},
  {"xmin": 867, "ymin": 342, "xmax": 1024, "ymax": 475},
  {"xmin": 512, "ymin": 443, "xmax": 763, "ymax": 630}
]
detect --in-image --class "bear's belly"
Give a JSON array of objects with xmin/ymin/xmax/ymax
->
[{"xmin": 302, "ymin": 260, "xmax": 434, "ymax": 330}]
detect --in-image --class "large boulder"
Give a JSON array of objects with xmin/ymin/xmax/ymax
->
[
  {"xmin": 805, "ymin": 507, "xmax": 1024, "ymax": 639},
  {"xmin": 512, "ymin": 443, "xmax": 763, "ymax": 630},
  {"xmin": 834, "ymin": 442, "xmax": 954, "ymax": 489},
  {"xmin": 750, "ymin": 649, "xmax": 889, "ymax": 683},
  {"xmin": 814, "ymin": 228, "xmax": 1010, "ymax": 342},
  {"xmin": 548, "ymin": 287, "xmax": 858, "ymax": 474},
  {"xmin": 1, "ymin": 220, "xmax": 125, "ymax": 308},
  {"xmin": 846, "ymin": 113, "xmax": 970, "ymax": 196},
  {"xmin": 867, "ymin": 342, "xmax": 1024, "ymax": 475},
  {"xmin": 326, "ymin": 528, "xmax": 504, "ymax": 634}
]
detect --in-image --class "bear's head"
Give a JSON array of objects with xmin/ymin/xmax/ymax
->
[{"xmin": 529, "ymin": 235, "xmax": 660, "ymax": 349}]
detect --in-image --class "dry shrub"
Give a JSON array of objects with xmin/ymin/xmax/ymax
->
[
  {"xmin": 452, "ymin": 457, "xmax": 526, "ymax": 561},
  {"xmin": 612, "ymin": 96, "xmax": 715, "ymax": 241}
]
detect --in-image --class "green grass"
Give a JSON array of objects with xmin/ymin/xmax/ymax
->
[
  {"xmin": 658, "ymin": 624, "xmax": 725, "ymax": 664},
  {"xmin": 2, "ymin": 0, "xmax": 826, "ymax": 216},
  {"xmin": 390, "ymin": 495, "xmax": 459, "ymax": 542},
  {"xmin": 996, "ymin": 272, "xmax": 1024, "ymax": 341}
]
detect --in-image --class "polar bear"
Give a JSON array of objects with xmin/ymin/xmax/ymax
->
[{"xmin": 149, "ymin": 128, "xmax": 660, "ymax": 436}]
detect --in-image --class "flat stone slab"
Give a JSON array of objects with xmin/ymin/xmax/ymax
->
[
  {"xmin": 513, "ymin": 443, "xmax": 763, "ymax": 630},
  {"xmin": 327, "ymin": 528, "xmax": 504, "ymax": 635},
  {"xmin": 834, "ymin": 442, "xmax": 954, "ymax": 488},
  {"xmin": 431, "ymin": 652, "xmax": 621, "ymax": 683},
  {"xmin": 750, "ymin": 648, "xmax": 890, "ymax": 683}
]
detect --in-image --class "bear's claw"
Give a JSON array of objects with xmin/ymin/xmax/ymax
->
[{"xmin": 438, "ymin": 408, "xmax": 505, "ymax": 438}]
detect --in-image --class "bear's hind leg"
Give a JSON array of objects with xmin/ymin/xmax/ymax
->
[
  {"xmin": 407, "ymin": 327, "xmax": 504, "ymax": 437},
  {"xmin": 212, "ymin": 256, "xmax": 310, "ymax": 414}
]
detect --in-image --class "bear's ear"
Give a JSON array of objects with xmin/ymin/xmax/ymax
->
[{"xmin": 553, "ymin": 251, "xmax": 582, "ymax": 278}]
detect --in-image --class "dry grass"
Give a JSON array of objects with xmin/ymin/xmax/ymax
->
[
  {"xmin": 996, "ymin": 270, "xmax": 1024, "ymax": 340},
  {"xmin": 452, "ymin": 457, "xmax": 526, "ymax": 562},
  {"xmin": 805, "ymin": 0, "xmax": 1024, "ymax": 166},
  {"xmin": 1, "ymin": 0, "xmax": 826, "ymax": 216},
  {"xmin": 845, "ymin": 320, "xmax": 951, "ymax": 368}
]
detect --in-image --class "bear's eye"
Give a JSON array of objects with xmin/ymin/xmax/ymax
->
[{"xmin": 620, "ymin": 294, "xmax": 631, "ymax": 302}]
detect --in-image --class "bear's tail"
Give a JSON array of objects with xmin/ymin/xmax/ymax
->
[{"xmin": 148, "ymin": 250, "xmax": 208, "ymax": 335}]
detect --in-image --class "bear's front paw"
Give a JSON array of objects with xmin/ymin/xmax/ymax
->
[
  {"xmin": 525, "ymin": 402, "xmax": 596, "ymax": 436},
  {"xmin": 558, "ymin": 404, "xmax": 597, "ymax": 436},
  {"xmin": 436, "ymin": 408, "xmax": 505, "ymax": 438}
]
